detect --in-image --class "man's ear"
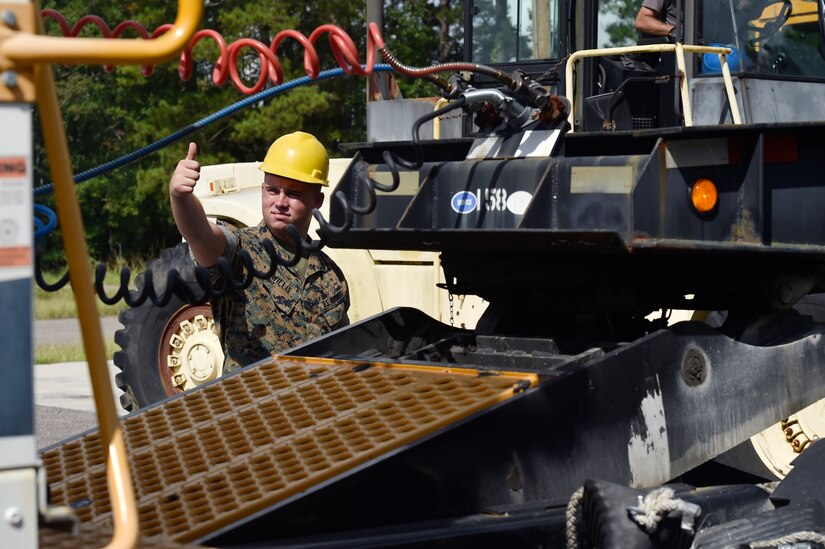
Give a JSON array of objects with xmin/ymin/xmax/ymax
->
[{"xmin": 314, "ymin": 190, "xmax": 325, "ymax": 210}]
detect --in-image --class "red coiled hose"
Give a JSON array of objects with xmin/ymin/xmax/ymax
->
[{"xmin": 41, "ymin": 10, "xmax": 388, "ymax": 94}]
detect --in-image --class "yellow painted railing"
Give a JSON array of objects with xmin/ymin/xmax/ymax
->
[
  {"xmin": 1, "ymin": 0, "xmax": 202, "ymax": 67},
  {"xmin": 564, "ymin": 43, "xmax": 741, "ymax": 131},
  {"xmin": 1, "ymin": 2, "xmax": 203, "ymax": 548}
]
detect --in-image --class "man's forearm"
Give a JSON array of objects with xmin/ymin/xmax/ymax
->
[
  {"xmin": 171, "ymin": 194, "xmax": 226, "ymax": 266},
  {"xmin": 635, "ymin": 9, "xmax": 675, "ymax": 36}
]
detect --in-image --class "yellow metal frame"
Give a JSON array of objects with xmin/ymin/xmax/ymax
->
[
  {"xmin": 749, "ymin": 0, "xmax": 819, "ymax": 52},
  {"xmin": 564, "ymin": 43, "xmax": 742, "ymax": 131},
  {"xmin": 283, "ymin": 354, "xmax": 540, "ymax": 386},
  {"xmin": 1, "ymin": 0, "xmax": 202, "ymax": 68},
  {"xmin": 433, "ymin": 97, "xmax": 449, "ymax": 139},
  {"xmin": 0, "ymin": 2, "xmax": 202, "ymax": 548},
  {"xmin": 751, "ymin": 0, "xmax": 818, "ymax": 31}
]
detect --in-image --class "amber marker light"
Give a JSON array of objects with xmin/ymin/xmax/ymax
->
[{"xmin": 691, "ymin": 177, "xmax": 718, "ymax": 213}]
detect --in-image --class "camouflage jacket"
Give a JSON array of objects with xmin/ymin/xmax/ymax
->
[{"xmin": 207, "ymin": 221, "xmax": 349, "ymax": 373}]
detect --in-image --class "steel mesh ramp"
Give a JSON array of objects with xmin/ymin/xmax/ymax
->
[
  {"xmin": 39, "ymin": 524, "xmax": 207, "ymax": 548},
  {"xmin": 40, "ymin": 356, "xmax": 537, "ymax": 544}
]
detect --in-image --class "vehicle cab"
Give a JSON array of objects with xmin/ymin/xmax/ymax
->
[{"xmin": 463, "ymin": 0, "xmax": 825, "ymax": 129}]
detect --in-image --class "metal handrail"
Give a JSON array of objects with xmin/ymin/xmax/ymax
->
[
  {"xmin": 3, "ymin": 2, "xmax": 203, "ymax": 548},
  {"xmin": 564, "ymin": 43, "xmax": 742, "ymax": 131},
  {"xmin": 1, "ymin": 0, "xmax": 202, "ymax": 67},
  {"xmin": 433, "ymin": 97, "xmax": 449, "ymax": 139}
]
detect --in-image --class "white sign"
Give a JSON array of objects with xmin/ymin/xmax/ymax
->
[{"xmin": 0, "ymin": 107, "xmax": 33, "ymax": 282}]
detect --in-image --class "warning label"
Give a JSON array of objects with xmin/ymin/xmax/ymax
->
[
  {"xmin": 0, "ymin": 247, "xmax": 29, "ymax": 267},
  {"xmin": 0, "ymin": 157, "xmax": 25, "ymax": 178},
  {"xmin": 0, "ymin": 159, "xmax": 31, "ymax": 273}
]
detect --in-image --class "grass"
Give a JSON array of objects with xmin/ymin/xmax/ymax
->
[
  {"xmin": 35, "ymin": 340, "xmax": 120, "ymax": 365},
  {"xmin": 34, "ymin": 259, "xmax": 145, "ymax": 363},
  {"xmin": 35, "ymin": 261, "xmax": 144, "ymax": 320},
  {"xmin": 35, "ymin": 285, "xmax": 128, "ymax": 320}
]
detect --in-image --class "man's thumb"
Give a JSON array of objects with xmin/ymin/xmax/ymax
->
[{"xmin": 186, "ymin": 142, "xmax": 198, "ymax": 161}]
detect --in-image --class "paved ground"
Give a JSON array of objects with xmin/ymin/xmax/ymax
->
[
  {"xmin": 34, "ymin": 316, "xmax": 128, "ymax": 449},
  {"xmin": 34, "ymin": 361, "xmax": 129, "ymax": 449},
  {"xmin": 35, "ymin": 405, "xmax": 100, "ymax": 450},
  {"xmin": 34, "ymin": 315, "xmax": 122, "ymax": 347}
]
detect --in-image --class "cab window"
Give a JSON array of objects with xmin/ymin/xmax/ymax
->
[
  {"xmin": 699, "ymin": 0, "xmax": 825, "ymax": 77},
  {"xmin": 472, "ymin": 0, "xmax": 560, "ymax": 62}
]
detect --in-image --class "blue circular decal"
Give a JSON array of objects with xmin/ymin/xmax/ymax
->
[{"xmin": 451, "ymin": 191, "xmax": 478, "ymax": 214}]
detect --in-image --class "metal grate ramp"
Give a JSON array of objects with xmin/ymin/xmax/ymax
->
[
  {"xmin": 40, "ymin": 356, "xmax": 537, "ymax": 543},
  {"xmin": 40, "ymin": 524, "xmax": 207, "ymax": 548}
]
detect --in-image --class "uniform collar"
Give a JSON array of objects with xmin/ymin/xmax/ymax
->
[{"xmin": 257, "ymin": 221, "xmax": 324, "ymax": 279}]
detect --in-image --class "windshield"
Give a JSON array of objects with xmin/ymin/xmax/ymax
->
[
  {"xmin": 699, "ymin": 0, "xmax": 825, "ymax": 77},
  {"xmin": 472, "ymin": 0, "xmax": 560, "ymax": 63}
]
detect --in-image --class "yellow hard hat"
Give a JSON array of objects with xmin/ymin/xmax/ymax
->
[{"xmin": 259, "ymin": 131, "xmax": 329, "ymax": 186}]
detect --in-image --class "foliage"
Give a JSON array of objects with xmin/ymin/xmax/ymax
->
[
  {"xmin": 383, "ymin": 0, "xmax": 464, "ymax": 98},
  {"xmin": 35, "ymin": 1, "xmax": 465, "ymax": 268},
  {"xmin": 600, "ymin": 0, "xmax": 643, "ymax": 47},
  {"xmin": 470, "ymin": 0, "xmax": 533, "ymax": 63},
  {"xmin": 35, "ymin": 0, "xmax": 375, "ymax": 268}
]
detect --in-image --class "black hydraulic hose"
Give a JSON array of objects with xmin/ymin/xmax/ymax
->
[
  {"xmin": 378, "ymin": 46, "xmax": 517, "ymax": 92},
  {"xmin": 35, "ymin": 95, "xmax": 468, "ymax": 306},
  {"xmin": 35, "ymin": 42, "xmax": 476, "ymax": 306},
  {"xmin": 36, "ymin": 224, "xmax": 306, "ymax": 307},
  {"xmin": 308, "ymin": 96, "xmax": 468, "ymax": 242},
  {"xmin": 35, "ymin": 252, "xmax": 69, "ymax": 292}
]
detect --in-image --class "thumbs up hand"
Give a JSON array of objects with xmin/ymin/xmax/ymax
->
[{"xmin": 170, "ymin": 142, "xmax": 201, "ymax": 199}]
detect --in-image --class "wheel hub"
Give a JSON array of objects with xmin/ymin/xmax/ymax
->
[
  {"xmin": 752, "ymin": 399, "xmax": 825, "ymax": 478},
  {"xmin": 161, "ymin": 306, "xmax": 224, "ymax": 393},
  {"xmin": 187, "ymin": 343, "xmax": 216, "ymax": 381}
]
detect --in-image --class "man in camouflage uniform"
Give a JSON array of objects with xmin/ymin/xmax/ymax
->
[{"xmin": 169, "ymin": 131, "xmax": 350, "ymax": 373}]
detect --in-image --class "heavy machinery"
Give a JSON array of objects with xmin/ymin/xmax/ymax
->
[
  {"xmin": 114, "ymin": 157, "xmax": 488, "ymax": 411},
  {"xmin": 11, "ymin": 0, "xmax": 825, "ymax": 546}
]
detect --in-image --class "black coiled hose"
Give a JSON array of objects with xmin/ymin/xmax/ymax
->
[
  {"xmin": 36, "ymin": 224, "xmax": 303, "ymax": 307},
  {"xmin": 34, "ymin": 98, "xmax": 470, "ymax": 306},
  {"xmin": 308, "ymin": 96, "xmax": 468, "ymax": 243}
]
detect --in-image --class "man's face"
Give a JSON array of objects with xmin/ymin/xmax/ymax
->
[{"xmin": 261, "ymin": 173, "xmax": 324, "ymax": 241}]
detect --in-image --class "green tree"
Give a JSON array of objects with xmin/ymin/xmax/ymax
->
[
  {"xmin": 35, "ymin": 0, "xmax": 374, "ymax": 267},
  {"xmin": 382, "ymin": 0, "xmax": 464, "ymax": 98},
  {"xmin": 600, "ymin": 0, "xmax": 642, "ymax": 47},
  {"xmin": 35, "ymin": 1, "xmax": 471, "ymax": 268},
  {"xmin": 471, "ymin": 0, "xmax": 531, "ymax": 64}
]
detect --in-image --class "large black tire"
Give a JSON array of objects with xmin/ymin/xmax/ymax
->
[
  {"xmin": 700, "ymin": 294, "xmax": 825, "ymax": 482},
  {"xmin": 114, "ymin": 242, "xmax": 223, "ymax": 412}
]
